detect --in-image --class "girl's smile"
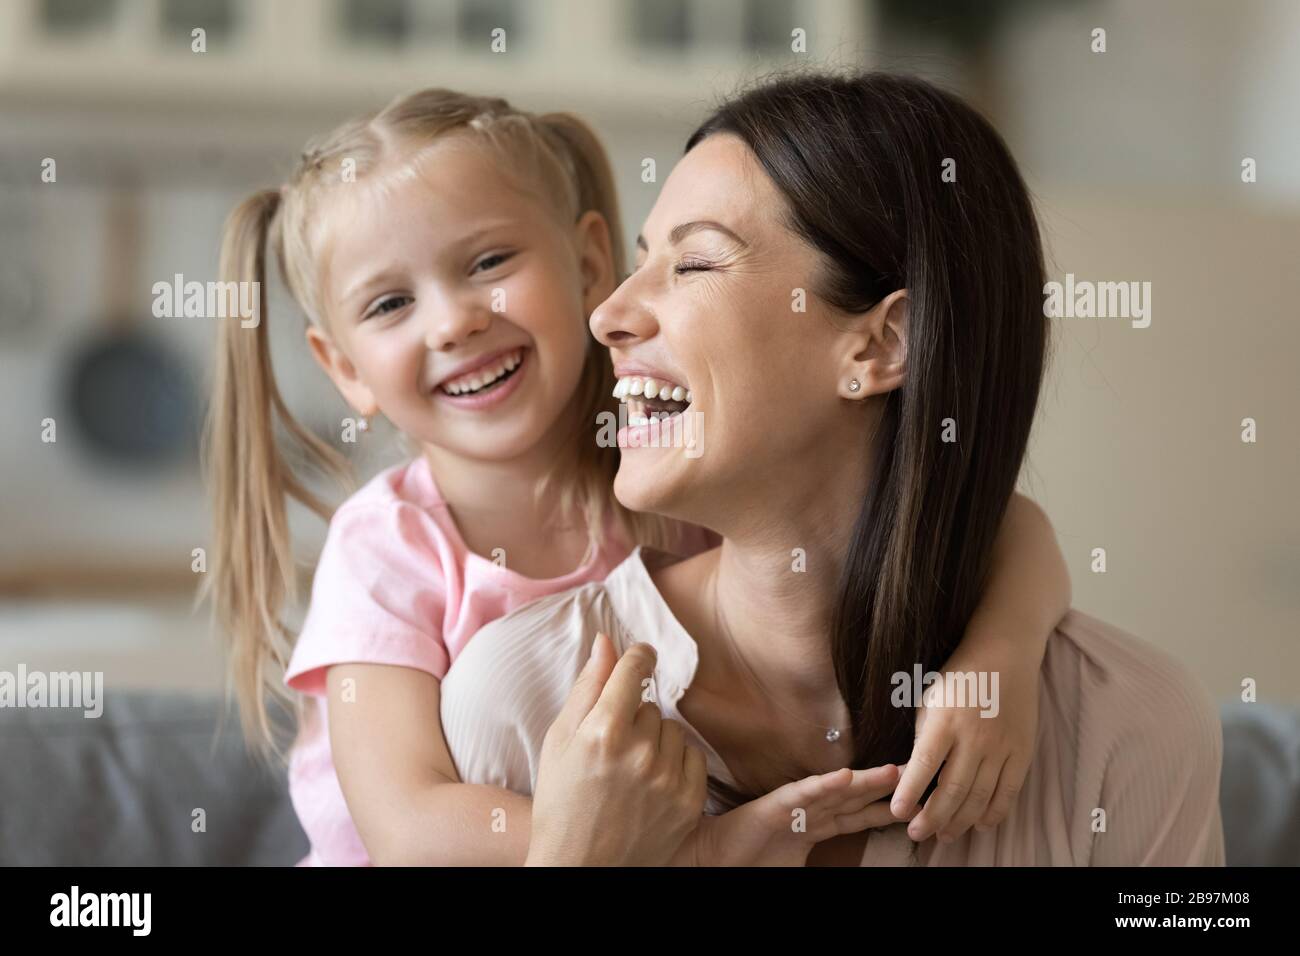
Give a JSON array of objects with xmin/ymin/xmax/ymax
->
[{"xmin": 433, "ymin": 345, "xmax": 531, "ymax": 410}]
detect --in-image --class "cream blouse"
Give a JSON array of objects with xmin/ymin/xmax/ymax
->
[{"xmin": 440, "ymin": 547, "xmax": 1225, "ymax": 865}]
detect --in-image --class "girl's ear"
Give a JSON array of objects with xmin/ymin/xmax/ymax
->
[
  {"xmin": 306, "ymin": 325, "xmax": 379, "ymax": 417},
  {"xmin": 574, "ymin": 210, "xmax": 617, "ymax": 315},
  {"xmin": 838, "ymin": 288, "xmax": 908, "ymax": 400}
]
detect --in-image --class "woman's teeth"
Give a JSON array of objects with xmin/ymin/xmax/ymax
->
[
  {"xmin": 612, "ymin": 376, "xmax": 692, "ymax": 404},
  {"xmin": 612, "ymin": 375, "xmax": 692, "ymax": 425},
  {"xmin": 441, "ymin": 349, "xmax": 523, "ymax": 395}
]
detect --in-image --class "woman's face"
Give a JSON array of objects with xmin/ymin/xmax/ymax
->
[{"xmin": 590, "ymin": 133, "xmax": 878, "ymax": 529}]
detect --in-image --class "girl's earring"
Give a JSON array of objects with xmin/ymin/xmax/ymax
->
[
  {"xmin": 847, "ymin": 379, "xmax": 861, "ymax": 393},
  {"xmin": 357, "ymin": 416, "xmax": 370, "ymax": 432}
]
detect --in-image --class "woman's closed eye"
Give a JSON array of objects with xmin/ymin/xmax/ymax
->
[{"xmin": 674, "ymin": 258, "xmax": 715, "ymax": 275}]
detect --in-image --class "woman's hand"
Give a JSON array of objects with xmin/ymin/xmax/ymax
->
[
  {"xmin": 890, "ymin": 642, "xmax": 1039, "ymax": 844},
  {"xmin": 674, "ymin": 765, "xmax": 903, "ymax": 866},
  {"xmin": 525, "ymin": 633, "xmax": 708, "ymax": 866}
]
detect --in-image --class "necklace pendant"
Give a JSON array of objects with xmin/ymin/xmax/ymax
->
[{"xmin": 825, "ymin": 727, "xmax": 841, "ymax": 743}]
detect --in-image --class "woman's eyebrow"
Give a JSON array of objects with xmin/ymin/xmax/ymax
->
[{"xmin": 635, "ymin": 220, "xmax": 749, "ymax": 252}]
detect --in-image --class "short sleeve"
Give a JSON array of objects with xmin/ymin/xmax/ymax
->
[
  {"xmin": 285, "ymin": 502, "xmax": 449, "ymax": 697},
  {"xmin": 1091, "ymin": 654, "xmax": 1226, "ymax": 866}
]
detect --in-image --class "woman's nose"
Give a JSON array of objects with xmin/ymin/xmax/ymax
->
[
  {"xmin": 589, "ymin": 272, "xmax": 657, "ymax": 347},
  {"xmin": 424, "ymin": 296, "xmax": 492, "ymax": 351}
]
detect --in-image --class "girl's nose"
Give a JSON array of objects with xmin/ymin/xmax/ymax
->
[
  {"xmin": 425, "ymin": 298, "xmax": 492, "ymax": 351},
  {"xmin": 590, "ymin": 273, "xmax": 658, "ymax": 347}
]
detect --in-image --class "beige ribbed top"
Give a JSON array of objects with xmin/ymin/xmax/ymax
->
[{"xmin": 440, "ymin": 547, "xmax": 1225, "ymax": 865}]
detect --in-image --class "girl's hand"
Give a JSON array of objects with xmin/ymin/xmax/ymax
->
[
  {"xmin": 674, "ymin": 765, "xmax": 902, "ymax": 866},
  {"xmin": 890, "ymin": 649, "xmax": 1038, "ymax": 844},
  {"xmin": 526, "ymin": 633, "xmax": 708, "ymax": 866}
]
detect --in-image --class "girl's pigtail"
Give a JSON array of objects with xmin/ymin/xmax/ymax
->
[
  {"xmin": 201, "ymin": 188, "xmax": 352, "ymax": 759},
  {"xmin": 537, "ymin": 112, "xmax": 626, "ymax": 274},
  {"xmin": 534, "ymin": 113, "xmax": 678, "ymax": 555}
]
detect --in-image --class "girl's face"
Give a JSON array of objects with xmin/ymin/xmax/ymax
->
[
  {"xmin": 590, "ymin": 133, "xmax": 902, "ymax": 530},
  {"xmin": 307, "ymin": 136, "xmax": 613, "ymax": 464}
]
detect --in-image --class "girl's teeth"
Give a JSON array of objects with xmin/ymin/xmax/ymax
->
[
  {"xmin": 628, "ymin": 379, "xmax": 644, "ymax": 397},
  {"xmin": 444, "ymin": 349, "xmax": 521, "ymax": 394},
  {"xmin": 670, "ymin": 386, "xmax": 685, "ymax": 402}
]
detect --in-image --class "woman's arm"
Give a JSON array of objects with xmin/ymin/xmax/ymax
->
[
  {"xmin": 892, "ymin": 492, "xmax": 1071, "ymax": 841},
  {"xmin": 326, "ymin": 663, "xmax": 533, "ymax": 866}
]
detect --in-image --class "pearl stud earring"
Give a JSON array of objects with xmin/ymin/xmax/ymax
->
[{"xmin": 848, "ymin": 379, "xmax": 861, "ymax": 392}]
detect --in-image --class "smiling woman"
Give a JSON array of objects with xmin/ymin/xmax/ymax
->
[{"xmin": 438, "ymin": 71, "xmax": 1225, "ymax": 866}]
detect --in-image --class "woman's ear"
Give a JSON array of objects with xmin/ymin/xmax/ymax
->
[
  {"xmin": 839, "ymin": 288, "xmax": 908, "ymax": 400},
  {"xmin": 574, "ymin": 210, "xmax": 617, "ymax": 315},
  {"xmin": 306, "ymin": 325, "xmax": 380, "ymax": 417}
]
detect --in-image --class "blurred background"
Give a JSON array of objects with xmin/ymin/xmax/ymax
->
[{"xmin": 0, "ymin": 0, "xmax": 1296, "ymax": 708}]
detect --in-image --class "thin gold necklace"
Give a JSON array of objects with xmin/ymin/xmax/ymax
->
[{"xmin": 711, "ymin": 578, "xmax": 848, "ymax": 745}]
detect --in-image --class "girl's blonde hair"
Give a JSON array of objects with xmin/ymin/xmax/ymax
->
[{"xmin": 200, "ymin": 88, "xmax": 676, "ymax": 759}]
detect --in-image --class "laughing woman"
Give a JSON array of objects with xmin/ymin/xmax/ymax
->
[{"xmin": 439, "ymin": 72, "xmax": 1225, "ymax": 865}]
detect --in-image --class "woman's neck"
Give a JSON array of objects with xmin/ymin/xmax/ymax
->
[
  {"xmin": 711, "ymin": 416, "xmax": 872, "ymax": 709},
  {"xmin": 708, "ymin": 529, "xmax": 849, "ymax": 720},
  {"xmin": 655, "ymin": 414, "xmax": 876, "ymax": 782}
]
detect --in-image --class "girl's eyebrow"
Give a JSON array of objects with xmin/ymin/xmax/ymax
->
[
  {"xmin": 636, "ymin": 219, "xmax": 749, "ymax": 253},
  {"xmin": 341, "ymin": 268, "xmax": 404, "ymax": 306},
  {"xmin": 339, "ymin": 220, "xmax": 522, "ymax": 304}
]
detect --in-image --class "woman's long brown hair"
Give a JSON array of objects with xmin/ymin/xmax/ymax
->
[{"xmin": 687, "ymin": 71, "xmax": 1050, "ymax": 774}]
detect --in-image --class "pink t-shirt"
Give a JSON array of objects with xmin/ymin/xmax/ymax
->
[{"xmin": 283, "ymin": 454, "xmax": 713, "ymax": 866}]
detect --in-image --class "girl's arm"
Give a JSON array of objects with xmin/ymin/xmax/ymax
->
[
  {"xmin": 326, "ymin": 663, "xmax": 533, "ymax": 866},
  {"xmin": 891, "ymin": 492, "xmax": 1071, "ymax": 842}
]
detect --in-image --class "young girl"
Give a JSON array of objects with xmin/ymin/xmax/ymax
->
[{"xmin": 201, "ymin": 88, "xmax": 1071, "ymax": 866}]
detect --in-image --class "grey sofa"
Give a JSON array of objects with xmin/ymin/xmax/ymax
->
[
  {"xmin": 0, "ymin": 691, "xmax": 307, "ymax": 866},
  {"xmin": 1, "ymin": 692, "xmax": 1296, "ymax": 865}
]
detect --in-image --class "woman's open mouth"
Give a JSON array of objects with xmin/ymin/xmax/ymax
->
[{"xmin": 612, "ymin": 375, "xmax": 693, "ymax": 424}]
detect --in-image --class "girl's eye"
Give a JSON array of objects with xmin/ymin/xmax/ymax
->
[
  {"xmin": 473, "ymin": 252, "xmax": 514, "ymax": 274},
  {"xmin": 365, "ymin": 295, "xmax": 412, "ymax": 320},
  {"xmin": 674, "ymin": 259, "xmax": 714, "ymax": 275}
]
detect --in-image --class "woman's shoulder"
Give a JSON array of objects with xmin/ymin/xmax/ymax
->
[
  {"xmin": 1048, "ymin": 610, "xmax": 1218, "ymax": 722},
  {"xmin": 439, "ymin": 578, "xmax": 623, "ymax": 717},
  {"xmin": 1043, "ymin": 610, "xmax": 1225, "ymax": 864},
  {"xmin": 1046, "ymin": 609, "xmax": 1221, "ymax": 747},
  {"xmin": 438, "ymin": 578, "xmax": 623, "ymax": 790}
]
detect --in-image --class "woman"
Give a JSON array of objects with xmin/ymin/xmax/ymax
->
[{"xmin": 440, "ymin": 72, "xmax": 1225, "ymax": 865}]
